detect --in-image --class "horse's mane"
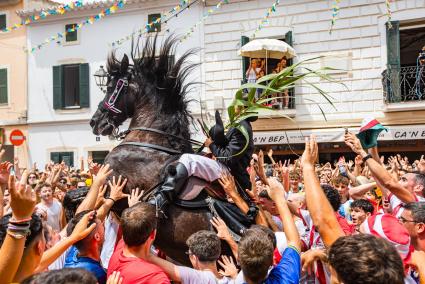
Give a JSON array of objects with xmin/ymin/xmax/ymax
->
[{"xmin": 107, "ymin": 34, "xmax": 199, "ymax": 150}]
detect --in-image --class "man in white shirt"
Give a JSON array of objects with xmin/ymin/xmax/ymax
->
[{"xmin": 37, "ymin": 183, "xmax": 63, "ymax": 232}]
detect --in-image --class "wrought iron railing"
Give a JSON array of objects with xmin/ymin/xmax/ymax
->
[{"xmin": 382, "ymin": 65, "xmax": 425, "ymax": 103}]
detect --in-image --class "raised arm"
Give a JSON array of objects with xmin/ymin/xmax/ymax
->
[
  {"xmin": 344, "ymin": 133, "xmax": 416, "ymax": 203},
  {"xmin": 0, "ymin": 171, "xmax": 36, "ymax": 283},
  {"xmin": 35, "ymin": 211, "xmax": 96, "ymax": 273},
  {"xmin": 301, "ymin": 135, "xmax": 344, "ymax": 247},
  {"xmin": 349, "ymin": 182, "xmax": 377, "ymax": 200},
  {"xmin": 76, "ymin": 164, "xmax": 112, "ymax": 214},
  {"xmin": 267, "ymin": 178, "xmax": 301, "ymax": 251}
]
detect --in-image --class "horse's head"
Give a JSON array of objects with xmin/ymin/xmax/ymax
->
[{"xmin": 90, "ymin": 54, "xmax": 137, "ymax": 136}]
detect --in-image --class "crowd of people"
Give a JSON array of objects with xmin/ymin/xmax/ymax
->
[{"xmin": 1, "ymin": 129, "xmax": 425, "ymax": 284}]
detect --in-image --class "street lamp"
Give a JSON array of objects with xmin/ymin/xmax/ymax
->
[{"xmin": 94, "ymin": 65, "xmax": 108, "ymax": 93}]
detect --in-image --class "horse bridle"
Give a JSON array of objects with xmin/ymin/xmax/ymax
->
[{"xmin": 100, "ymin": 70, "xmax": 204, "ymax": 155}]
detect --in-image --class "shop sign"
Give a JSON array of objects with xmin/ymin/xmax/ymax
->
[{"xmin": 253, "ymin": 125, "xmax": 425, "ymax": 145}]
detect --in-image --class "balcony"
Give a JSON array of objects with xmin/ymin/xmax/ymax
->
[
  {"xmin": 241, "ymin": 79, "xmax": 296, "ymax": 118},
  {"xmin": 382, "ymin": 66, "xmax": 425, "ymax": 108}
]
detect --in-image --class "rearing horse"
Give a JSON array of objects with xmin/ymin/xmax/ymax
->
[{"xmin": 90, "ymin": 35, "xmax": 228, "ymax": 265}]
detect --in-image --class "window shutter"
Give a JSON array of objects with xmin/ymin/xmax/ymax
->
[
  {"xmin": 0, "ymin": 69, "xmax": 7, "ymax": 104},
  {"xmin": 386, "ymin": 21, "xmax": 400, "ymax": 102},
  {"xmin": 53, "ymin": 65, "xmax": 64, "ymax": 109},
  {"xmin": 241, "ymin": 36, "xmax": 250, "ymax": 83},
  {"xmin": 50, "ymin": 152, "xmax": 60, "ymax": 164},
  {"xmin": 284, "ymin": 31, "xmax": 295, "ymax": 109},
  {"xmin": 79, "ymin": 63, "xmax": 90, "ymax": 108}
]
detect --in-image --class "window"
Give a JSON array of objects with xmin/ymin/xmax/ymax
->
[
  {"xmin": 384, "ymin": 21, "xmax": 425, "ymax": 103},
  {"xmin": 0, "ymin": 68, "xmax": 8, "ymax": 105},
  {"xmin": 50, "ymin": 152, "xmax": 74, "ymax": 166},
  {"xmin": 65, "ymin": 23, "xmax": 78, "ymax": 43},
  {"xmin": 240, "ymin": 31, "xmax": 295, "ymax": 110},
  {"xmin": 53, "ymin": 63, "xmax": 90, "ymax": 109},
  {"xmin": 147, "ymin": 13, "xmax": 161, "ymax": 33},
  {"xmin": 0, "ymin": 13, "xmax": 6, "ymax": 31},
  {"xmin": 90, "ymin": 151, "xmax": 109, "ymax": 164}
]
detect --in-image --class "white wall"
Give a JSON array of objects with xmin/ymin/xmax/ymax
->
[{"xmin": 27, "ymin": 0, "xmax": 204, "ymax": 124}]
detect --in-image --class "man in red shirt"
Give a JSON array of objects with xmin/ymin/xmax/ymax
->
[{"xmin": 107, "ymin": 203, "xmax": 170, "ymax": 284}]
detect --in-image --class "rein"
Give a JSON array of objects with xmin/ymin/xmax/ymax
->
[{"xmin": 114, "ymin": 126, "xmax": 204, "ymax": 156}]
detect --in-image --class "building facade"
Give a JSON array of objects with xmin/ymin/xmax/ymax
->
[
  {"xmin": 20, "ymin": 0, "xmax": 425, "ymax": 167},
  {"xmin": 0, "ymin": 0, "xmax": 53, "ymax": 167},
  {"xmin": 202, "ymin": 0, "xmax": 425, "ymax": 161},
  {"xmin": 23, "ymin": 0, "xmax": 204, "ymax": 168}
]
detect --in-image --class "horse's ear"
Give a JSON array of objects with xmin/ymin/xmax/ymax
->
[{"xmin": 121, "ymin": 54, "xmax": 129, "ymax": 74}]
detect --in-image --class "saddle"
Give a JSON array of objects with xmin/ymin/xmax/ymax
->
[{"xmin": 174, "ymin": 176, "xmax": 252, "ymax": 237}]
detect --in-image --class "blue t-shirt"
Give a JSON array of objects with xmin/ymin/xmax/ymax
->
[
  {"xmin": 64, "ymin": 246, "xmax": 107, "ymax": 284},
  {"xmin": 264, "ymin": 246, "xmax": 301, "ymax": 284}
]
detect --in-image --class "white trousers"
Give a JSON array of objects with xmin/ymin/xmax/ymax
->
[{"xmin": 179, "ymin": 153, "xmax": 227, "ymax": 182}]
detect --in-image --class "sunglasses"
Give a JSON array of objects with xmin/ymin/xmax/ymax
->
[{"xmin": 28, "ymin": 176, "xmax": 37, "ymax": 179}]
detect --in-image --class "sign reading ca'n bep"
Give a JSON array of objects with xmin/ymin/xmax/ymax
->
[{"xmin": 253, "ymin": 125, "xmax": 425, "ymax": 145}]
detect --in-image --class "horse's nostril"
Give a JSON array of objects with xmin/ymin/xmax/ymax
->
[{"xmin": 90, "ymin": 119, "xmax": 96, "ymax": 128}]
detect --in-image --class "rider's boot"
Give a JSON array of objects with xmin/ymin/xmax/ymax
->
[{"xmin": 148, "ymin": 163, "xmax": 188, "ymax": 214}]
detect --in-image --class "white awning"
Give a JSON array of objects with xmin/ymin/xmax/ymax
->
[{"xmin": 253, "ymin": 125, "xmax": 425, "ymax": 145}]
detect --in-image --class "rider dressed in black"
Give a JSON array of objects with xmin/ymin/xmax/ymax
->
[{"xmin": 149, "ymin": 110, "xmax": 258, "ymax": 220}]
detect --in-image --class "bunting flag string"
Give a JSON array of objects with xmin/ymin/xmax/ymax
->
[
  {"xmin": 329, "ymin": 0, "xmax": 341, "ymax": 34},
  {"xmin": 251, "ymin": 0, "xmax": 280, "ymax": 39},
  {"xmin": 110, "ymin": 0, "xmax": 192, "ymax": 47},
  {"xmin": 180, "ymin": 0, "xmax": 229, "ymax": 43},
  {"xmin": 25, "ymin": 0, "xmax": 126, "ymax": 53},
  {"xmin": 1, "ymin": 0, "xmax": 83, "ymax": 33}
]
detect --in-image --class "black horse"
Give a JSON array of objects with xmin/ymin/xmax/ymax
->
[{"xmin": 90, "ymin": 35, "xmax": 233, "ymax": 265}]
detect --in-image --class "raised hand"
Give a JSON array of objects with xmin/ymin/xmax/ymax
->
[
  {"xmin": 107, "ymin": 271, "xmax": 123, "ymax": 284},
  {"xmin": 344, "ymin": 132, "xmax": 365, "ymax": 156},
  {"xmin": 210, "ymin": 217, "xmax": 232, "ymax": 241},
  {"xmin": 0, "ymin": 162, "xmax": 13, "ymax": 185},
  {"xmin": 218, "ymin": 173, "xmax": 238, "ymax": 198},
  {"xmin": 265, "ymin": 178, "xmax": 285, "ymax": 202},
  {"xmin": 95, "ymin": 185, "xmax": 107, "ymax": 208},
  {"xmin": 218, "ymin": 255, "xmax": 238, "ymax": 279},
  {"xmin": 94, "ymin": 164, "xmax": 113, "ymax": 184},
  {"xmin": 128, "ymin": 188, "xmax": 144, "ymax": 207},
  {"xmin": 108, "ymin": 175, "xmax": 129, "ymax": 202},
  {"xmin": 69, "ymin": 210, "xmax": 97, "ymax": 242},
  {"xmin": 301, "ymin": 135, "xmax": 318, "ymax": 169},
  {"xmin": 9, "ymin": 170, "xmax": 36, "ymax": 220},
  {"xmin": 418, "ymin": 155, "xmax": 425, "ymax": 173}
]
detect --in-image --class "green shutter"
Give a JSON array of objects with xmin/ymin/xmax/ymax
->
[
  {"xmin": 50, "ymin": 152, "xmax": 60, "ymax": 164},
  {"xmin": 0, "ymin": 15, "xmax": 6, "ymax": 30},
  {"xmin": 386, "ymin": 21, "xmax": 401, "ymax": 102},
  {"xmin": 147, "ymin": 14, "xmax": 161, "ymax": 33},
  {"xmin": 65, "ymin": 24, "xmax": 78, "ymax": 42},
  {"xmin": 61, "ymin": 152, "xmax": 74, "ymax": 167},
  {"xmin": 79, "ymin": 63, "xmax": 90, "ymax": 108},
  {"xmin": 284, "ymin": 31, "xmax": 295, "ymax": 109},
  {"xmin": 53, "ymin": 65, "xmax": 64, "ymax": 109},
  {"xmin": 241, "ymin": 36, "xmax": 250, "ymax": 82},
  {"xmin": 0, "ymin": 69, "xmax": 7, "ymax": 104}
]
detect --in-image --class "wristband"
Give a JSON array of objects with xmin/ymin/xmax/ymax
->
[
  {"xmin": 7, "ymin": 230, "xmax": 29, "ymax": 240},
  {"xmin": 362, "ymin": 154, "xmax": 372, "ymax": 163},
  {"xmin": 8, "ymin": 221, "xmax": 31, "ymax": 227},
  {"xmin": 8, "ymin": 223, "xmax": 30, "ymax": 232},
  {"xmin": 9, "ymin": 217, "xmax": 32, "ymax": 223},
  {"xmin": 105, "ymin": 197, "xmax": 116, "ymax": 204}
]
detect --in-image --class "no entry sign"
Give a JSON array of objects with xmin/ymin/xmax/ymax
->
[{"xmin": 9, "ymin": 129, "xmax": 25, "ymax": 146}]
